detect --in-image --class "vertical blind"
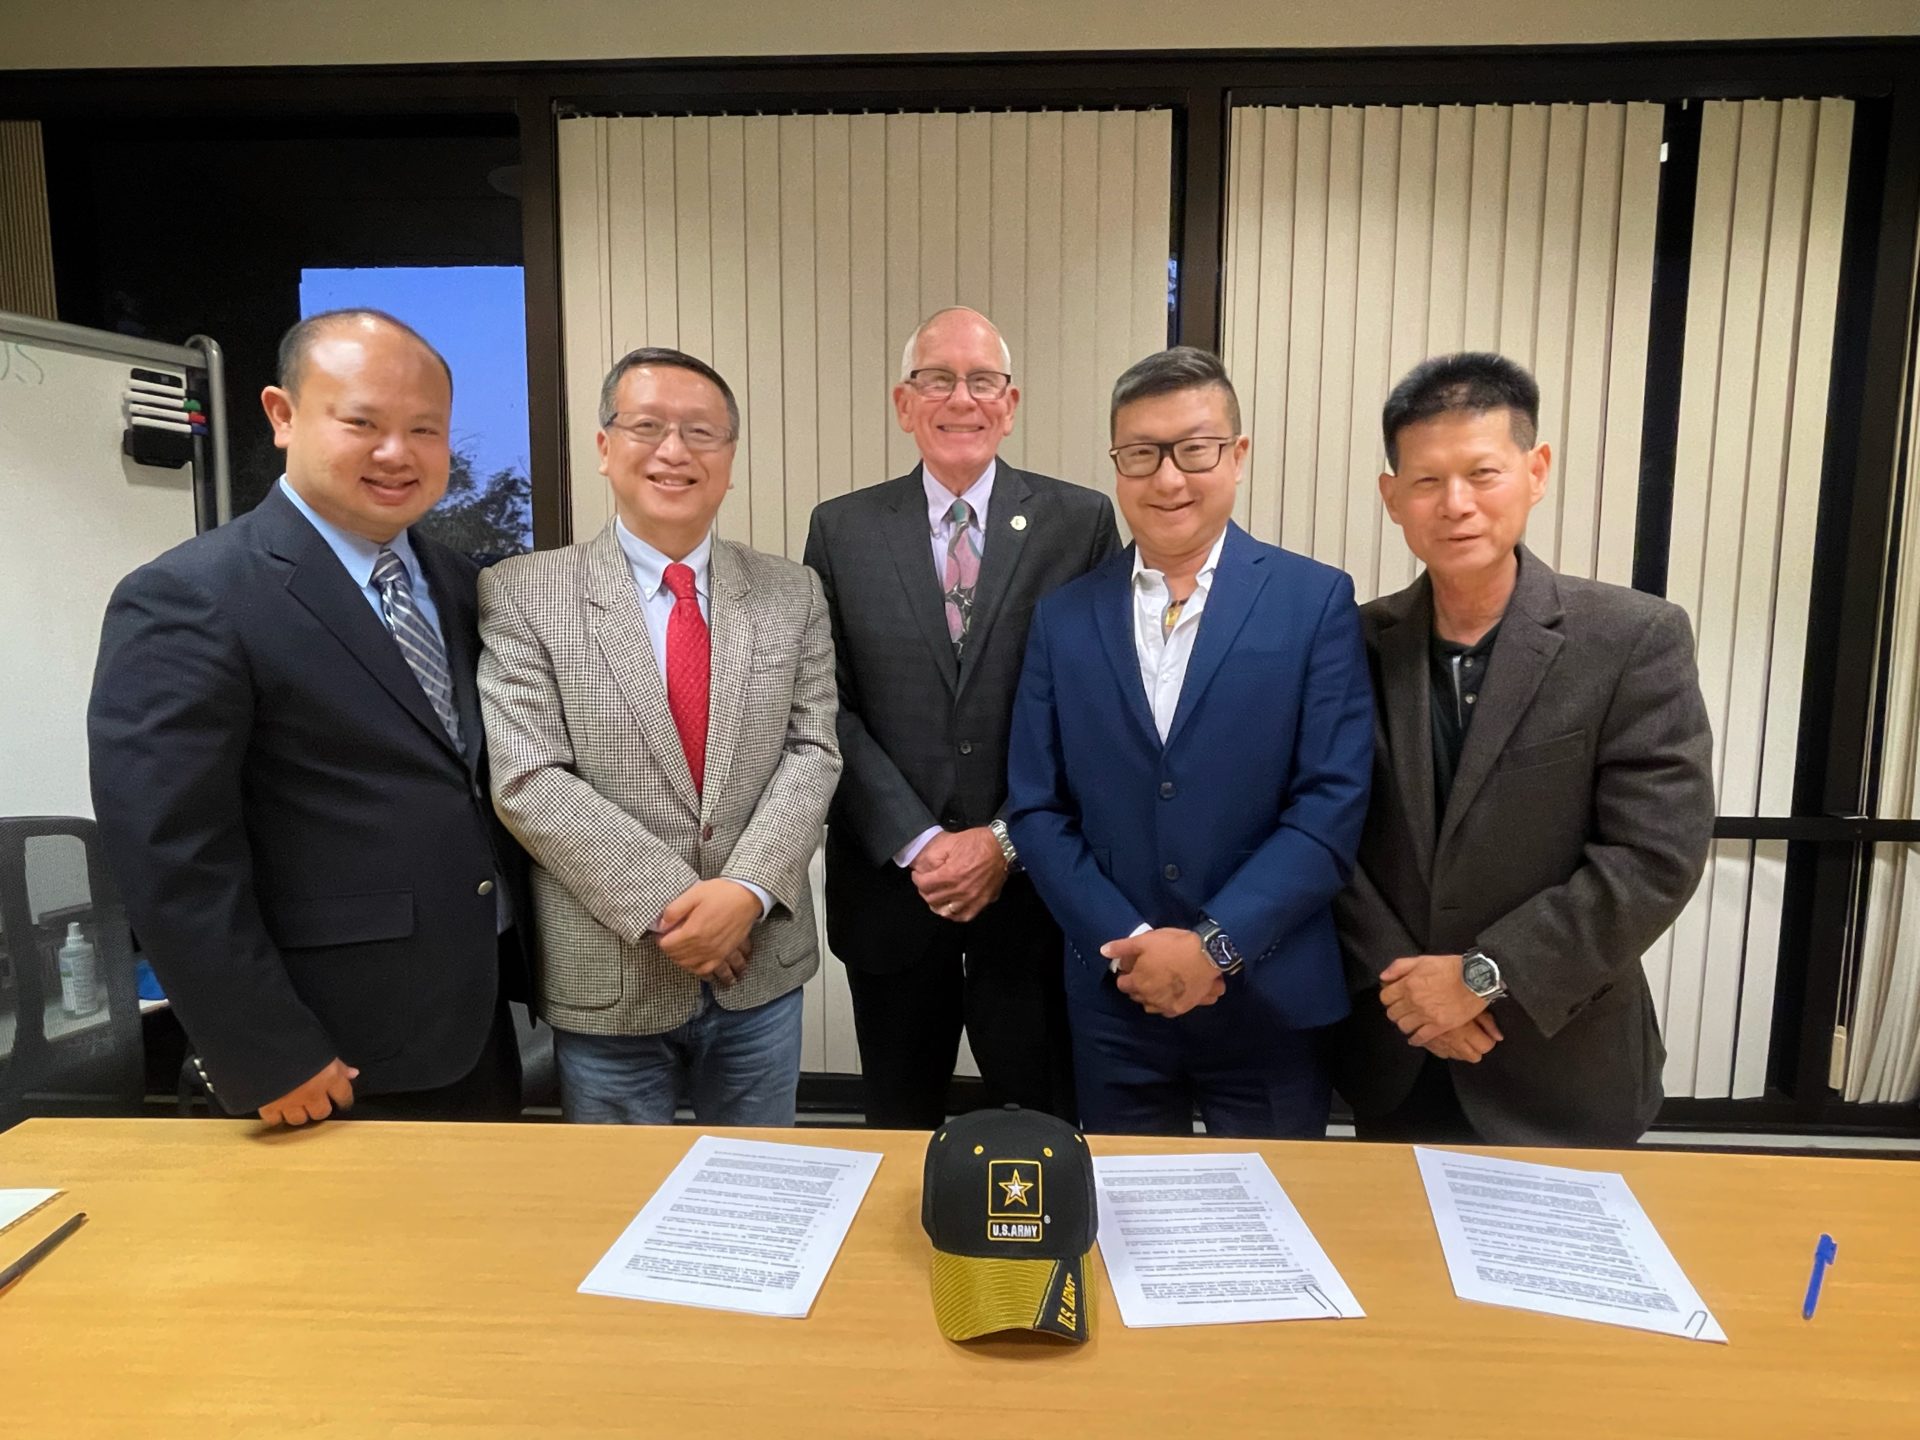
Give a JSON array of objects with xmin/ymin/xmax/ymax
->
[
  {"xmin": 556, "ymin": 108, "xmax": 1175, "ymax": 1073},
  {"xmin": 0, "ymin": 121, "xmax": 57, "ymax": 320},
  {"xmin": 1222, "ymin": 98, "xmax": 1854, "ymax": 1099},
  {"xmin": 1221, "ymin": 102, "xmax": 1663, "ymax": 601}
]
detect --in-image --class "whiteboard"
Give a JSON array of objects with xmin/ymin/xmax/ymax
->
[{"xmin": 0, "ymin": 321, "xmax": 204, "ymax": 827}]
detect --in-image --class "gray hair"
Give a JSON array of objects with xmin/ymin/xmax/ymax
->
[
  {"xmin": 898, "ymin": 306, "xmax": 1013, "ymax": 380},
  {"xmin": 1109, "ymin": 346, "xmax": 1241, "ymax": 437},
  {"xmin": 598, "ymin": 346, "xmax": 740, "ymax": 436}
]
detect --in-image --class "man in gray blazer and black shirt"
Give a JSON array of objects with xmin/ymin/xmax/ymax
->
[
  {"xmin": 804, "ymin": 307, "xmax": 1119, "ymax": 1128},
  {"xmin": 1330, "ymin": 353, "xmax": 1714, "ymax": 1147}
]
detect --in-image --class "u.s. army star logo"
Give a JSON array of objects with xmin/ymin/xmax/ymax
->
[{"xmin": 987, "ymin": 1159, "xmax": 1044, "ymax": 1242}]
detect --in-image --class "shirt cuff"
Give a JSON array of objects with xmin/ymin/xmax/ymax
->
[
  {"xmin": 893, "ymin": 826, "xmax": 944, "ymax": 868},
  {"xmin": 729, "ymin": 879, "xmax": 775, "ymax": 920},
  {"xmin": 1111, "ymin": 921, "xmax": 1152, "ymax": 973}
]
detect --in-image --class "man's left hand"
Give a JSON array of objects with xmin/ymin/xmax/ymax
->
[
  {"xmin": 1101, "ymin": 928, "xmax": 1225, "ymax": 1018},
  {"xmin": 657, "ymin": 879, "xmax": 763, "ymax": 979},
  {"xmin": 1379, "ymin": 953, "xmax": 1488, "ymax": 1047},
  {"xmin": 911, "ymin": 827, "xmax": 1009, "ymax": 923}
]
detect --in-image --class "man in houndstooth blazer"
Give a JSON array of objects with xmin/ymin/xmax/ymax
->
[{"xmin": 479, "ymin": 348, "xmax": 840, "ymax": 1125}]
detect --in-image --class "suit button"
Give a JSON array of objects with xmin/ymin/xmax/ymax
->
[
  {"xmin": 1163, "ymin": 863, "xmax": 1180, "ymax": 882},
  {"xmin": 1159, "ymin": 781, "xmax": 1175, "ymax": 799},
  {"xmin": 477, "ymin": 880, "xmax": 495, "ymax": 896},
  {"xmin": 959, "ymin": 741, "xmax": 973, "ymax": 755},
  {"xmin": 702, "ymin": 824, "xmax": 714, "ymax": 841}
]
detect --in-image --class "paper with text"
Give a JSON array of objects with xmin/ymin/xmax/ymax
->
[
  {"xmin": 1415, "ymin": 1147, "xmax": 1726, "ymax": 1343},
  {"xmin": 580, "ymin": 1136, "xmax": 881, "ymax": 1318},
  {"xmin": 1093, "ymin": 1153, "xmax": 1364, "ymax": 1327}
]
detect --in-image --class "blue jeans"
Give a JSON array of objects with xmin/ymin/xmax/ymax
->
[{"xmin": 552, "ymin": 985, "xmax": 804, "ymax": 1126}]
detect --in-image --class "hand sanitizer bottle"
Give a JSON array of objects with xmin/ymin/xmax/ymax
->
[{"xmin": 57, "ymin": 922, "xmax": 102, "ymax": 1017}]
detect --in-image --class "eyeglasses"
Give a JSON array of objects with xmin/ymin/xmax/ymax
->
[
  {"xmin": 604, "ymin": 414, "xmax": 736, "ymax": 451},
  {"xmin": 1109, "ymin": 437, "xmax": 1238, "ymax": 478},
  {"xmin": 905, "ymin": 368, "xmax": 1014, "ymax": 400}
]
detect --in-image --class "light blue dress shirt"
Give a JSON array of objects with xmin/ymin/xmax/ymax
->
[{"xmin": 613, "ymin": 518, "xmax": 773, "ymax": 923}]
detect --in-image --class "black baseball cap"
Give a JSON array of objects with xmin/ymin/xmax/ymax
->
[{"xmin": 920, "ymin": 1106, "xmax": 1097, "ymax": 1342}]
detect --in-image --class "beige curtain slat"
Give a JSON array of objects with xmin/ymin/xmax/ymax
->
[
  {"xmin": 1315, "ymin": 108, "xmax": 1364, "ymax": 568},
  {"xmin": 1022, "ymin": 112, "xmax": 1066, "ymax": 484},
  {"xmin": 707, "ymin": 117, "xmax": 751, "ymax": 520},
  {"xmin": 0, "ymin": 121, "xmax": 56, "ymax": 319},
  {"xmin": 1059, "ymin": 111, "xmax": 1103, "ymax": 489},
  {"xmin": 813, "ymin": 115, "xmax": 854, "ymax": 505},
  {"xmin": 742, "ymin": 115, "xmax": 785, "ymax": 551},
  {"xmin": 641, "ymin": 119, "xmax": 680, "ymax": 343},
  {"xmin": 988, "ymin": 111, "xmax": 1029, "ymax": 473},
  {"xmin": 1247, "ymin": 107, "xmax": 1297, "ymax": 543},
  {"xmin": 847, "ymin": 115, "xmax": 889, "ymax": 492},
  {"xmin": 779, "ymin": 115, "xmax": 821, "ymax": 560},
  {"xmin": 557, "ymin": 118, "xmax": 613, "ymax": 534},
  {"xmin": 1595, "ymin": 103, "xmax": 1664, "ymax": 586},
  {"xmin": 673, "ymin": 118, "xmax": 715, "ymax": 365},
  {"xmin": 918, "ymin": 111, "xmax": 959, "ymax": 315},
  {"xmin": 1377, "ymin": 106, "xmax": 1438, "ymax": 598},
  {"xmin": 1558, "ymin": 103, "xmax": 1626, "ymax": 580},
  {"xmin": 1134, "ymin": 111, "xmax": 1174, "ymax": 357},
  {"xmin": 1282, "ymin": 108, "xmax": 1331, "ymax": 557},
  {"xmin": 1343, "ymin": 107, "xmax": 1401, "ymax": 603},
  {"xmin": 955, "ymin": 112, "xmax": 993, "ymax": 312},
  {"xmin": 1426, "ymin": 105, "xmax": 1474, "ymax": 355},
  {"xmin": 1095, "ymin": 112, "xmax": 1139, "ymax": 500},
  {"xmin": 1463, "ymin": 105, "xmax": 1511, "ymax": 352},
  {"xmin": 885, "ymin": 115, "xmax": 922, "ymax": 480},
  {"xmin": 605, "ymin": 120, "xmax": 649, "ymax": 356},
  {"xmin": 1530, "ymin": 103, "xmax": 1587, "ymax": 570}
]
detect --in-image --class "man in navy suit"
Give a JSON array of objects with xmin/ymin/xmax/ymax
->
[
  {"xmin": 89, "ymin": 309, "xmax": 529, "ymax": 1125},
  {"xmin": 1006, "ymin": 347, "xmax": 1372, "ymax": 1137}
]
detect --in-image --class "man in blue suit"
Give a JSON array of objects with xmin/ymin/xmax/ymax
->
[{"xmin": 1006, "ymin": 347, "xmax": 1373, "ymax": 1137}]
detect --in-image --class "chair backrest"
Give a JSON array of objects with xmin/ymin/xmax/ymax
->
[{"xmin": 0, "ymin": 817, "xmax": 143, "ymax": 1126}]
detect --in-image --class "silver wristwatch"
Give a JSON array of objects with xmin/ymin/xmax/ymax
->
[
  {"xmin": 1194, "ymin": 917, "xmax": 1244, "ymax": 975},
  {"xmin": 987, "ymin": 818, "xmax": 1021, "ymax": 872},
  {"xmin": 1462, "ymin": 947, "xmax": 1507, "ymax": 1001}
]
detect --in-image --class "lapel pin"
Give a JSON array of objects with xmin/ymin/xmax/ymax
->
[{"xmin": 1010, "ymin": 514, "xmax": 1028, "ymax": 531}]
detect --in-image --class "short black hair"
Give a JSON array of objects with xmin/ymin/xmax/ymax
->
[
  {"xmin": 1382, "ymin": 352, "xmax": 1539, "ymax": 470},
  {"xmin": 1109, "ymin": 346, "xmax": 1241, "ymax": 438},
  {"xmin": 599, "ymin": 346, "xmax": 741, "ymax": 437},
  {"xmin": 277, "ymin": 308, "xmax": 452, "ymax": 397}
]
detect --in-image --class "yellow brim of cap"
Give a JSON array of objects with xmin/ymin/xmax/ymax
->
[{"xmin": 929, "ymin": 1250, "xmax": 1095, "ymax": 1342}]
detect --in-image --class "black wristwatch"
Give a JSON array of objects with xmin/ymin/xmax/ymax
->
[
  {"xmin": 1462, "ymin": 947, "xmax": 1507, "ymax": 1001},
  {"xmin": 1194, "ymin": 917, "xmax": 1244, "ymax": 976}
]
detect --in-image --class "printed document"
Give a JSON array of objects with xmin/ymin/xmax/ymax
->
[
  {"xmin": 0, "ymin": 1189, "xmax": 59, "ymax": 1233},
  {"xmin": 580, "ymin": 1136, "xmax": 881, "ymax": 1318},
  {"xmin": 1415, "ymin": 1147, "xmax": 1725, "ymax": 1343},
  {"xmin": 1093, "ymin": 1153, "xmax": 1364, "ymax": 1326}
]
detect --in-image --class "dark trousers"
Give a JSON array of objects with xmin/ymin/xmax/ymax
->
[
  {"xmin": 1350, "ymin": 1053, "xmax": 1479, "ymax": 1144},
  {"xmin": 1067, "ymin": 971, "xmax": 1331, "ymax": 1139},
  {"xmin": 844, "ymin": 898, "xmax": 1075, "ymax": 1130}
]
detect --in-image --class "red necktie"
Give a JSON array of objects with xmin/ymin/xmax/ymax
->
[{"xmin": 662, "ymin": 562, "xmax": 710, "ymax": 796}]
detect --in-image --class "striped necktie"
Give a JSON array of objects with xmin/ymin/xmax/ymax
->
[{"xmin": 372, "ymin": 546, "xmax": 462, "ymax": 747}]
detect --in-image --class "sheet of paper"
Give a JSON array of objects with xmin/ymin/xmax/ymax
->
[
  {"xmin": 579, "ymin": 1135, "xmax": 881, "ymax": 1318},
  {"xmin": 1093, "ymin": 1153, "xmax": 1364, "ymax": 1326},
  {"xmin": 0, "ymin": 1189, "xmax": 60, "ymax": 1234},
  {"xmin": 1414, "ymin": 1146, "xmax": 1725, "ymax": 1343}
]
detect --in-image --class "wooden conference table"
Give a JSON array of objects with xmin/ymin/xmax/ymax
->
[{"xmin": 3, "ymin": 1118, "xmax": 1917, "ymax": 1438}]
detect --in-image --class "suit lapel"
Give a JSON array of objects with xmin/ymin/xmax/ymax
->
[
  {"xmin": 583, "ymin": 525, "xmax": 701, "ymax": 816},
  {"xmin": 261, "ymin": 487, "xmax": 464, "ymax": 765},
  {"xmin": 1436, "ymin": 549, "xmax": 1566, "ymax": 855},
  {"xmin": 1166, "ymin": 524, "xmax": 1269, "ymax": 748},
  {"xmin": 1091, "ymin": 548, "xmax": 1162, "ymax": 750},
  {"xmin": 702, "ymin": 540, "xmax": 754, "ymax": 817},
  {"xmin": 413, "ymin": 534, "xmax": 483, "ymax": 773},
  {"xmin": 880, "ymin": 467, "xmax": 959, "ymax": 695},
  {"xmin": 1378, "ymin": 578, "xmax": 1437, "ymax": 882},
  {"xmin": 955, "ymin": 464, "xmax": 1034, "ymax": 699}
]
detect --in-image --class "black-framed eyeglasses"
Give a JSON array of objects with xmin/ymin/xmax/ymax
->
[
  {"xmin": 1109, "ymin": 437, "xmax": 1238, "ymax": 477},
  {"xmin": 906, "ymin": 368, "xmax": 1013, "ymax": 400},
  {"xmin": 604, "ymin": 413, "xmax": 736, "ymax": 451}
]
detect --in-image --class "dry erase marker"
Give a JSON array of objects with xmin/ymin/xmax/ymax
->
[{"xmin": 1801, "ymin": 1233, "xmax": 1836, "ymax": 1319}]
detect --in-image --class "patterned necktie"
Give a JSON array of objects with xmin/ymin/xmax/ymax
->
[
  {"xmin": 371, "ymin": 547, "xmax": 462, "ymax": 747},
  {"xmin": 942, "ymin": 498, "xmax": 981, "ymax": 653},
  {"xmin": 663, "ymin": 562, "xmax": 710, "ymax": 796}
]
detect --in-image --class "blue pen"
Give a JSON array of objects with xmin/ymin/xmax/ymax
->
[{"xmin": 1801, "ymin": 1233, "xmax": 1837, "ymax": 1320}]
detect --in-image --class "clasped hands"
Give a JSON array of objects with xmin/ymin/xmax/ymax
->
[
  {"xmin": 910, "ymin": 827, "xmax": 1009, "ymax": 924},
  {"xmin": 1378, "ymin": 953, "xmax": 1504, "ymax": 1063}
]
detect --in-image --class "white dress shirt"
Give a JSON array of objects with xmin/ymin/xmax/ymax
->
[
  {"xmin": 1131, "ymin": 526, "xmax": 1228, "ymax": 741},
  {"xmin": 894, "ymin": 460, "xmax": 998, "ymax": 870},
  {"xmin": 612, "ymin": 518, "xmax": 771, "ymax": 922}
]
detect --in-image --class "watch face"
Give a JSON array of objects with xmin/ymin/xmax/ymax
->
[{"xmin": 1463, "ymin": 955, "xmax": 1497, "ymax": 995}]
